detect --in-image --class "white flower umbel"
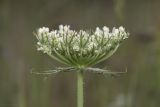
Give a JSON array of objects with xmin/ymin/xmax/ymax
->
[
  {"xmin": 34, "ymin": 25, "xmax": 129, "ymax": 107},
  {"xmin": 35, "ymin": 25, "xmax": 129, "ymax": 68}
]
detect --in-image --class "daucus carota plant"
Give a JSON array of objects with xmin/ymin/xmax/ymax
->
[{"xmin": 34, "ymin": 25, "xmax": 129, "ymax": 107}]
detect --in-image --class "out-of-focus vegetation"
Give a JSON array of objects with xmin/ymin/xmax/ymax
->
[{"xmin": 0, "ymin": 0, "xmax": 160, "ymax": 107}]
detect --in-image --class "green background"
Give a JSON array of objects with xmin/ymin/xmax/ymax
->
[{"xmin": 0, "ymin": 0, "xmax": 160, "ymax": 107}]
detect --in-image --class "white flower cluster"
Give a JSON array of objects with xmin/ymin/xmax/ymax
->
[{"xmin": 35, "ymin": 25, "xmax": 129, "ymax": 67}]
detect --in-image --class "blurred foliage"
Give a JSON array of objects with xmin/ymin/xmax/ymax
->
[{"xmin": 0, "ymin": 0, "xmax": 160, "ymax": 107}]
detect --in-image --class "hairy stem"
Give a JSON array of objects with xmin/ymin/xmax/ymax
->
[{"xmin": 77, "ymin": 70, "xmax": 84, "ymax": 107}]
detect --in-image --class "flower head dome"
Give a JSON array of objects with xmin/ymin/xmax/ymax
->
[{"xmin": 35, "ymin": 25, "xmax": 129, "ymax": 68}]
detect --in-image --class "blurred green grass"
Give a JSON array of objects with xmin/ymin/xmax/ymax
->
[{"xmin": 0, "ymin": 0, "xmax": 160, "ymax": 107}]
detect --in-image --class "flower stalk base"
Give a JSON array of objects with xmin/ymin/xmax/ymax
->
[{"xmin": 77, "ymin": 70, "xmax": 84, "ymax": 107}]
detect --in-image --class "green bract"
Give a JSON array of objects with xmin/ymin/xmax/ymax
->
[{"xmin": 35, "ymin": 25, "xmax": 129, "ymax": 68}]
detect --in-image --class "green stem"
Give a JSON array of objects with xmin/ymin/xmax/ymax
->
[{"xmin": 77, "ymin": 70, "xmax": 84, "ymax": 107}]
